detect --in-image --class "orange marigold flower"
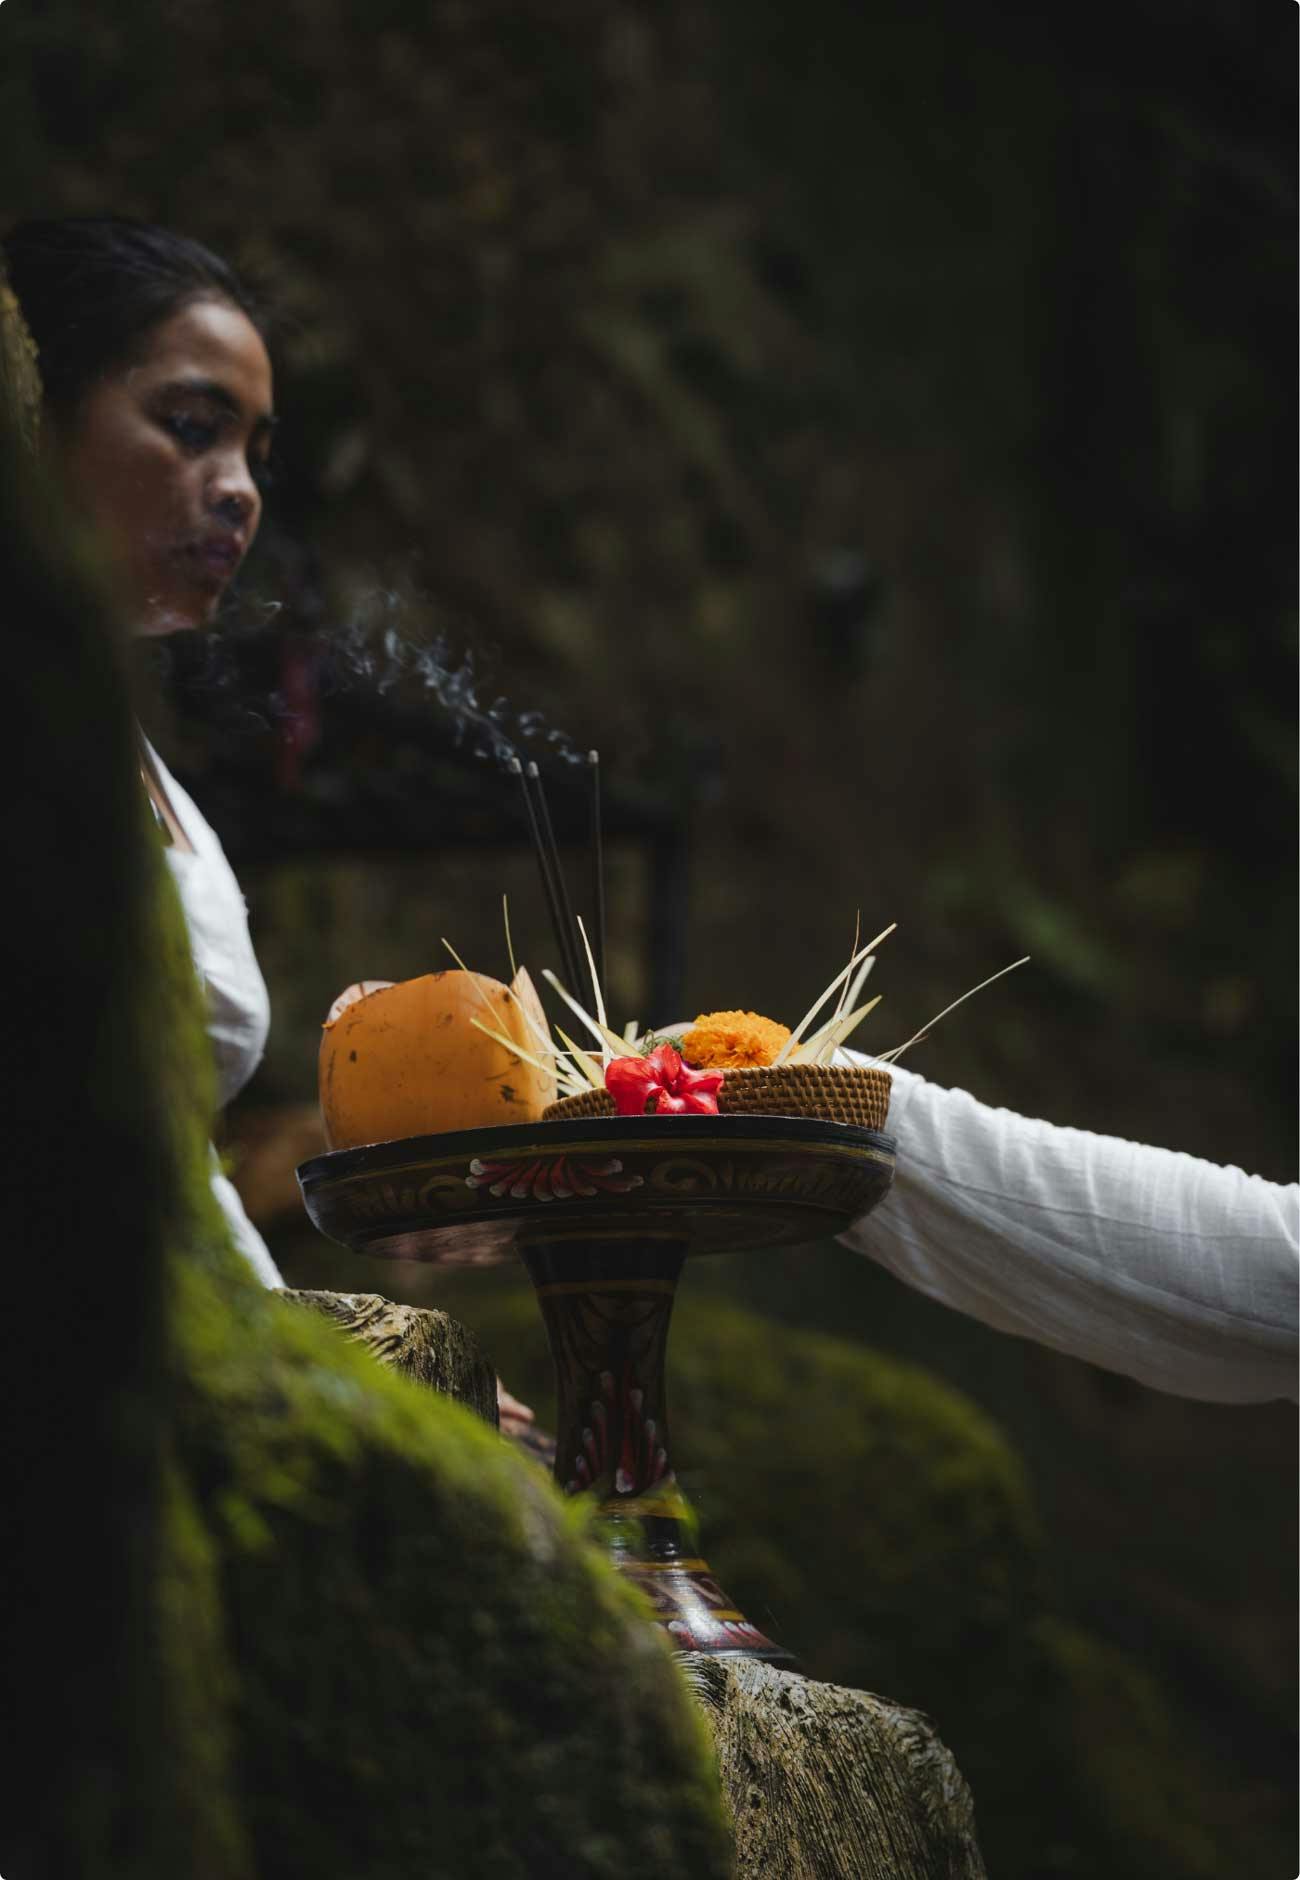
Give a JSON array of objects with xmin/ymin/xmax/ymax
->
[{"xmin": 681, "ymin": 1010, "xmax": 791, "ymax": 1070}]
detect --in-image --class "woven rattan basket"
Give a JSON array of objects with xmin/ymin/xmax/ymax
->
[{"xmin": 543, "ymin": 1063, "xmax": 892, "ymax": 1131}]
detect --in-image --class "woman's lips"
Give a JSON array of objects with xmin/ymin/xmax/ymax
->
[{"xmin": 183, "ymin": 535, "xmax": 244, "ymax": 586}]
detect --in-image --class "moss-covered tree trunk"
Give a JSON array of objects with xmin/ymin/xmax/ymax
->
[{"xmin": 1, "ymin": 291, "xmax": 173, "ymax": 1878}]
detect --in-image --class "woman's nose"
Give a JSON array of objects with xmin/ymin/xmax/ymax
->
[
  {"xmin": 211, "ymin": 488, "xmax": 255, "ymax": 528},
  {"xmin": 206, "ymin": 462, "xmax": 259, "ymax": 528}
]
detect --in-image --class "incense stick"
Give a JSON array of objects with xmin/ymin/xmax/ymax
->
[
  {"xmin": 588, "ymin": 749, "xmax": 606, "ymax": 997},
  {"xmin": 527, "ymin": 760, "xmax": 583, "ymax": 990},
  {"xmin": 510, "ymin": 756, "xmax": 572, "ymax": 983}
]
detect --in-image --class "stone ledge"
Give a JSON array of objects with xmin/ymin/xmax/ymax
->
[
  {"xmin": 278, "ymin": 1288, "xmax": 498, "ymax": 1426},
  {"xmin": 681, "ymin": 1652, "xmax": 986, "ymax": 1880}
]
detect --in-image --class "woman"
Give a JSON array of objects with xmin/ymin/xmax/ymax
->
[
  {"xmin": 3, "ymin": 215, "xmax": 283, "ymax": 1284},
  {"xmin": 3, "ymin": 217, "xmax": 537, "ymax": 1431}
]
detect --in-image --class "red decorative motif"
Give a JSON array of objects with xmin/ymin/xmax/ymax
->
[
  {"xmin": 605, "ymin": 1045, "xmax": 724, "ymax": 1117},
  {"xmin": 466, "ymin": 1153, "xmax": 644, "ymax": 1202},
  {"xmin": 666, "ymin": 1616, "xmax": 776, "ymax": 1651},
  {"xmin": 566, "ymin": 1363, "xmax": 671, "ymax": 1497}
]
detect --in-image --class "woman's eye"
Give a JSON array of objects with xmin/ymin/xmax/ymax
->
[
  {"xmin": 251, "ymin": 455, "xmax": 276, "ymax": 493},
  {"xmin": 164, "ymin": 413, "xmax": 217, "ymax": 452}
]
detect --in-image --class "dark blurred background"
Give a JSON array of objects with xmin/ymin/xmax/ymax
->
[{"xmin": 4, "ymin": 1, "xmax": 1295, "ymax": 1874}]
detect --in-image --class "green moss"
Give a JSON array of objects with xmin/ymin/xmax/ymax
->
[
  {"xmin": 165, "ymin": 1262, "xmax": 729, "ymax": 1876},
  {"xmin": 155, "ymin": 1460, "xmax": 251, "ymax": 1879}
]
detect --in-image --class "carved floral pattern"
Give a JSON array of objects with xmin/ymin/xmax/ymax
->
[{"xmin": 465, "ymin": 1153, "xmax": 644, "ymax": 1202}]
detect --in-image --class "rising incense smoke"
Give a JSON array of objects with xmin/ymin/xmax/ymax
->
[{"xmin": 152, "ymin": 570, "xmax": 580, "ymax": 772}]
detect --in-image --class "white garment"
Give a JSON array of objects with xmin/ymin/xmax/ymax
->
[
  {"xmin": 841, "ymin": 1059, "xmax": 1299, "ymax": 1405},
  {"xmin": 146, "ymin": 737, "xmax": 283, "ymax": 1288}
]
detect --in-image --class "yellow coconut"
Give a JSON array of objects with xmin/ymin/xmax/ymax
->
[{"xmin": 318, "ymin": 967, "xmax": 556, "ymax": 1150}]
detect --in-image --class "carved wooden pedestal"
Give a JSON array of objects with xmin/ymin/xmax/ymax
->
[{"xmin": 299, "ymin": 1113, "xmax": 894, "ymax": 1664}]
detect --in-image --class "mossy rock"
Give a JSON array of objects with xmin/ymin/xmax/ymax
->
[
  {"xmin": 161, "ymin": 1252, "xmax": 731, "ymax": 1879},
  {"xmin": 1, "ymin": 365, "xmax": 177, "ymax": 1875}
]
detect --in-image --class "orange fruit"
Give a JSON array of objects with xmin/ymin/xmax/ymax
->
[{"xmin": 318, "ymin": 968, "xmax": 555, "ymax": 1149}]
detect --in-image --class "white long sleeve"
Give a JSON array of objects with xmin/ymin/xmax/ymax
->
[
  {"xmin": 840, "ymin": 1062, "xmax": 1298, "ymax": 1404},
  {"xmin": 146, "ymin": 737, "xmax": 283, "ymax": 1289}
]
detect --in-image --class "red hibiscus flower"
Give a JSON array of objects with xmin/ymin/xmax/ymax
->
[{"xmin": 604, "ymin": 1044, "xmax": 724, "ymax": 1117}]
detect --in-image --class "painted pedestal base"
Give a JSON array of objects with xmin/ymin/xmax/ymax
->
[{"xmin": 521, "ymin": 1232, "xmax": 792, "ymax": 1664}]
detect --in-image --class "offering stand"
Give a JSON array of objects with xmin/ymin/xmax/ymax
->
[{"xmin": 298, "ymin": 1112, "xmax": 894, "ymax": 1664}]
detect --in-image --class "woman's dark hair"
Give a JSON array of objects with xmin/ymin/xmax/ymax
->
[{"xmin": 0, "ymin": 216, "xmax": 268, "ymax": 423}]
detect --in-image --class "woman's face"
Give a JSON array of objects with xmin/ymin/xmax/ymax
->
[{"xmin": 57, "ymin": 297, "xmax": 275, "ymax": 635}]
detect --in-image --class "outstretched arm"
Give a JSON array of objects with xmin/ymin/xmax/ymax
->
[{"xmin": 840, "ymin": 1061, "xmax": 1299, "ymax": 1404}]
